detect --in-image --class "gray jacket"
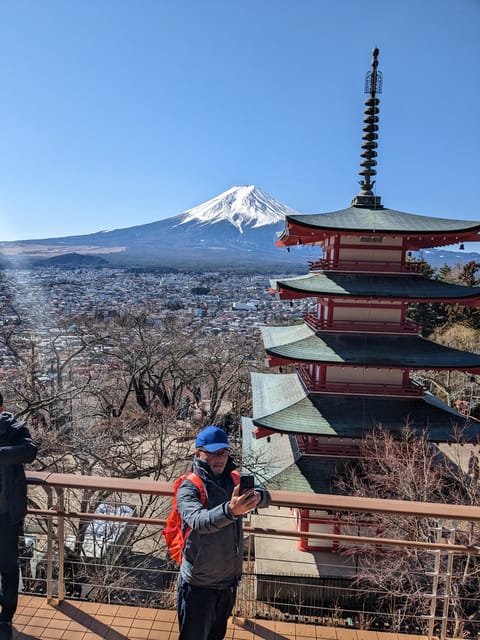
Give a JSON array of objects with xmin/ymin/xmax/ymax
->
[
  {"xmin": 0, "ymin": 412, "xmax": 38, "ymax": 524},
  {"xmin": 176, "ymin": 456, "xmax": 270, "ymax": 588}
]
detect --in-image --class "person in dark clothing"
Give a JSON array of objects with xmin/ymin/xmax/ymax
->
[
  {"xmin": 0, "ymin": 392, "xmax": 37, "ymax": 638},
  {"xmin": 176, "ymin": 425, "xmax": 270, "ymax": 640}
]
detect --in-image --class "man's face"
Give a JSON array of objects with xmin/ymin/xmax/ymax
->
[{"xmin": 196, "ymin": 448, "xmax": 230, "ymax": 475}]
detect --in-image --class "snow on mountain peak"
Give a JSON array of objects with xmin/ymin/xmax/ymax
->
[{"xmin": 178, "ymin": 185, "xmax": 298, "ymax": 232}]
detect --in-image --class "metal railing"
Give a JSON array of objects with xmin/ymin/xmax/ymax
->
[{"xmin": 22, "ymin": 471, "xmax": 480, "ymax": 639}]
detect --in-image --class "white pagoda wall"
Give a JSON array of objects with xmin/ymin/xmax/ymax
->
[
  {"xmin": 332, "ymin": 305, "xmax": 401, "ymax": 323},
  {"xmin": 325, "ymin": 367, "xmax": 402, "ymax": 385},
  {"xmin": 338, "ymin": 247, "xmax": 403, "ymax": 263}
]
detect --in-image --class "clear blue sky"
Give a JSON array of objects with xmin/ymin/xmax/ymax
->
[{"xmin": 0, "ymin": 0, "xmax": 479, "ymax": 242}]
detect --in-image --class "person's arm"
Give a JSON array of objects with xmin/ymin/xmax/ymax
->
[
  {"xmin": 177, "ymin": 478, "xmax": 237, "ymax": 534},
  {"xmin": 253, "ymin": 484, "xmax": 271, "ymax": 509},
  {"xmin": 0, "ymin": 425, "xmax": 37, "ymax": 465}
]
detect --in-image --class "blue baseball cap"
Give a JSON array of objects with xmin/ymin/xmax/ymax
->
[{"xmin": 195, "ymin": 426, "xmax": 231, "ymax": 452}]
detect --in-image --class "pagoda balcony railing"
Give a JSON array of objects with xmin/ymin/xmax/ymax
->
[
  {"xmin": 298, "ymin": 364, "xmax": 425, "ymax": 397},
  {"xmin": 22, "ymin": 472, "xmax": 480, "ymax": 639},
  {"xmin": 303, "ymin": 313, "xmax": 421, "ymax": 335},
  {"xmin": 308, "ymin": 258, "xmax": 426, "ymax": 274},
  {"xmin": 294, "ymin": 434, "xmax": 360, "ymax": 457}
]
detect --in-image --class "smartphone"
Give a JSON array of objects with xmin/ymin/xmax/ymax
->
[{"xmin": 239, "ymin": 473, "xmax": 254, "ymax": 494}]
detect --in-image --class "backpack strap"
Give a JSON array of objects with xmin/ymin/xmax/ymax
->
[{"xmin": 185, "ymin": 472, "xmax": 207, "ymax": 505}]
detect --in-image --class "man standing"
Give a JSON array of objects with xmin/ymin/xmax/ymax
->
[
  {"xmin": 0, "ymin": 393, "xmax": 37, "ymax": 637},
  {"xmin": 176, "ymin": 425, "xmax": 270, "ymax": 640}
]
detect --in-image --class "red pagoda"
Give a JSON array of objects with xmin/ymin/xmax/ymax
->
[{"xmin": 248, "ymin": 49, "xmax": 480, "ymax": 551}]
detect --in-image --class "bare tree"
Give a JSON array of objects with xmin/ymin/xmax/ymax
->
[
  {"xmin": 0, "ymin": 299, "xmax": 260, "ymax": 598},
  {"xmin": 336, "ymin": 426, "xmax": 480, "ymax": 635}
]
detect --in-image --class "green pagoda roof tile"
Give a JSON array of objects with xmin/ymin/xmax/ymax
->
[
  {"xmin": 286, "ymin": 207, "xmax": 480, "ymax": 234},
  {"xmin": 266, "ymin": 456, "xmax": 347, "ymax": 494},
  {"xmin": 260, "ymin": 325, "xmax": 480, "ymax": 369},
  {"xmin": 270, "ymin": 272, "xmax": 480, "ymax": 301},
  {"xmin": 242, "ymin": 417, "xmax": 348, "ymax": 494},
  {"xmin": 241, "ymin": 417, "xmax": 300, "ymax": 484},
  {"xmin": 252, "ymin": 370, "xmax": 311, "ymax": 417},
  {"xmin": 251, "ymin": 373, "xmax": 478, "ymax": 442}
]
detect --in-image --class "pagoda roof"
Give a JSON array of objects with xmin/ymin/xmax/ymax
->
[
  {"xmin": 242, "ymin": 417, "xmax": 348, "ymax": 495},
  {"xmin": 251, "ymin": 372, "xmax": 478, "ymax": 442},
  {"xmin": 270, "ymin": 272, "xmax": 480, "ymax": 302},
  {"xmin": 267, "ymin": 455, "xmax": 347, "ymax": 494},
  {"xmin": 260, "ymin": 324, "xmax": 480, "ymax": 370},
  {"xmin": 283, "ymin": 206, "xmax": 480, "ymax": 235}
]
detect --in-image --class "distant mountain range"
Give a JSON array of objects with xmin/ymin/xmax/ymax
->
[{"xmin": 0, "ymin": 185, "xmax": 478, "ymax": 271}]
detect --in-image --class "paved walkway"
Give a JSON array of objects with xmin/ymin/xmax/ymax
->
[{"xmin": 9, "ymin": 595, "xmax": 430, "ymax": 640}]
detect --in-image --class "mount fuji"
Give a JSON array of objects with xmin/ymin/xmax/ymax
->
[
  {"xmin": 1, "ymin": 185, "xmax": 475, "ymax": 271},
  {"xmin": 0, "ymin": 185, "xmax": 312, "ymax": 271},
  {"xmin": 177, "ymin": 185, "xmax": 292, "ymax": 231}
]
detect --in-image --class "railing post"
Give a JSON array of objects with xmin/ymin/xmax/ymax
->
[
  {"xmin": 426, "ymin": 526, "xmax": 456, "ymax": 640},
  {"xmin": 56, "ymin": 488, "xmax": 66, "ymax": 602},
  {"xmin": 440, "ymin": 529, "xmax": 455, "ymax": 640},
  {"xmin": 45, "ymin": 485, "xmax": 55, "ymax": 602},
  {"xmin": 426, "ymin": 526, "xmax": 441, "ymax": 639}
]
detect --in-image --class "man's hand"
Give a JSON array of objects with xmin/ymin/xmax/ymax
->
[{"xmin": 228, "ymin": 484, "xmax": 260, "ymax": 518}]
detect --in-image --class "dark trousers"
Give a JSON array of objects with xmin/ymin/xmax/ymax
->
[
  {"xmin": 177, "ymin": 576, "xmax": 237, "ymax": 640},
  {"xmin": 0, "ymin": 514, "xmax": 20, "ymax": 622}
]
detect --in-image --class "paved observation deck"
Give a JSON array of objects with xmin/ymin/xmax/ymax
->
[{"xmin": 11, "ymin": 595, "xmax": 430, "ymax": 640}]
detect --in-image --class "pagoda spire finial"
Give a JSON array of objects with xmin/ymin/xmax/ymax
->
[{"xmin": 352, "ymin": 47, "xmax": 383, "ymax": 209}]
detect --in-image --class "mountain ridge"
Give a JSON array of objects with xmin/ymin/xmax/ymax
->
[
  {"xmin": 0, "ymin": 185, "xmax": 305, "ymax": 270},
  {"xmin": 0, "ymin": 185, "xmax": 478, "ymax": 271}
]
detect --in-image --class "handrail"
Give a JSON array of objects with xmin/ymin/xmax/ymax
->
[
  {"xmin": 27, "ymin": 471, "xmax": 173, "ymax": 496},
  {"xmin": 25, "ymin": 474, "xmax": 480, "ymax": 557},
  {"xmin": 25, "ymin": 507, "xmax": 478, "ymax": 554},
  {"xmin": 26, "ymin": 471, "xmax": 480, "ymax": 522}
]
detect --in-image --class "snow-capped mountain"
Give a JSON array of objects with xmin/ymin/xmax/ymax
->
[
  {"xmin": 0, "ymin": 185, "xmax": 309, "ymax": 270},
  {"xmin": 177, "ymin": 185, "xmax": 297, "ymax": 232},
  {"xmin": 2, "ymin": 185, "xmax": 475, "ymax": 271}
]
